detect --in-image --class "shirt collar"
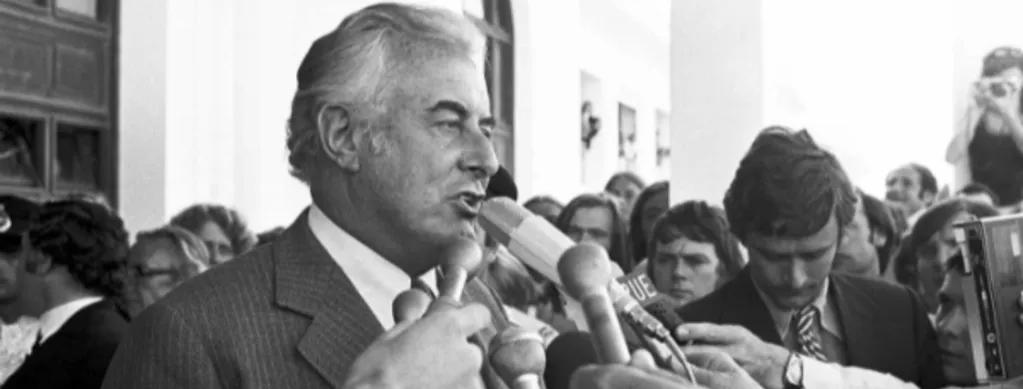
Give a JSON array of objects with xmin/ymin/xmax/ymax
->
[
  {"xmin": 307, "ymin": 204, "xmax": 437, "ymax": 329},
  {"xmin": 752, "ymin": 277, "xmax": 842, "ymax": 340},
  {"xmin": 38, "ymin": 296, "xmax": 103, "ymax": 343}
]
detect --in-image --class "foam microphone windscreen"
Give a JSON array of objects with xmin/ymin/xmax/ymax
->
[{"xmin": 543, "ymin": 331, "xmax": 599, "ymax": 389}]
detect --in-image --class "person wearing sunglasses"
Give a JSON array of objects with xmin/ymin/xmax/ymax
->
[
  {"xmin": 125, "ymin": 225, "xmax": 211, "ymax": 317},
  {"xmin": 947, "ymin": 46, "xmax": 1023, "ymax": 212}
]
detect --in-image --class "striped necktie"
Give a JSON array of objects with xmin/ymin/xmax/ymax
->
[{"xmin": 794, "ymin": 305, "xmax": 828, "ymax": 361}]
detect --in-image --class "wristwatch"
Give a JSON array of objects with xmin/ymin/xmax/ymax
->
[{"xmin": 783, "ymin": 352, "xmax": 805, "ymax": 389}]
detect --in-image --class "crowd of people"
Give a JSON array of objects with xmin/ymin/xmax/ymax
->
[{"xmin": 1, "ymin": 2, "xmax": 1023, "ymax": 389}]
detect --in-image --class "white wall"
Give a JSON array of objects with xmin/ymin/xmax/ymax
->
[{"xmin": 671, "ymin": 0, "xmax": 963, "ymax": 205}]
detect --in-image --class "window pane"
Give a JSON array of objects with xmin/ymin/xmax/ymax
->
[
  {"xmin": 656, "ymin": 110, "xmax": 670, "ymax": 166},
  {"xmin": 463, "ymin": 0, "xmax": 484, "ymax": 20},
  {"xmin": 55, "ymin": 123, "xmax": 101, "ymax": 189},
  {"xmin": 0, "ymin": 114, "xmax": 44, "ymax": 187},
  {"xmin": 55, "ymin": 0, "xmax": 97, "ymax": 19},
  {"xmin": 8, "ymin": 0, "xmax": 48, "ymax": 8},
  {"xmin": 618, "ymin": 104, "xmax": 637, "ymax": 171}
]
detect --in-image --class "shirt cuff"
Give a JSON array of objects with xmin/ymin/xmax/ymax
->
[{"xmin": 802, "ymin": 357, "xmax": 920, "ymax": 389}]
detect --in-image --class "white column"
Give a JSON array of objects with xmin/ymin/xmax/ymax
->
[
  {"xmin": 670, "ymin": 0, "xmax": 956, "ymax": 205},
  {"xmin": 669, "ymin": 0, "xmax": 765, "ymax": 205},
  {"xmin": 512, "ymin": 0, "xmax": 584, "ymax": 202},
  {"xmin": 118, "ymin": 0, "xmax": 169, "ymax": 233}
]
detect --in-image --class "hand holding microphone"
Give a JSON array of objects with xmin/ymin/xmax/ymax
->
[
  {"xmin": 489, "ymin": 327, "xmax": 546, "ymax": 389},
  {"xmin": 437, "ymin": 237, "xmax": 484, "ymax": 303},
  {"xmin": 344, "ymin": 300, "xmax": 492, "ymax": 389},
  {"xmin": 557, "ymin": 242, "xmax": 631, "ymax": 364},
  {"xmin": 569, "ymin": 349, "xmax": 765, "ymax": 389}
]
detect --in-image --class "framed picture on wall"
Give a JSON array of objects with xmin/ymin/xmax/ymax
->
[
  {"xmin": 618, "ymin": 103, "xmax": 637, "ymax": 171},
  {"xmin": 656, "ymin": 110, "xmax": 670, "ymax": 167}
]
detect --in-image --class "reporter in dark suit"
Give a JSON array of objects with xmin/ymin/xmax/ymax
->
[
  {"xmin": 675, "ymin": 127, "xmax": 945, "ymax": 389},
  {"xmin": 102, "ymin": 3, "xmax": 516, "ymax": 389},
  {"xmin": 1, "ymin": 198, "xmax": 131, "ymax": 389}
]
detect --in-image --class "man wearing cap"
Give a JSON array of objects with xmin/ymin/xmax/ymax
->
[
  {"xmin": 104, "ymin": 4, "xmax": 519, "ymax": 389},
  {"xmin": 0, "ymin": 195, "xmax": 44, "ymax": 382}
]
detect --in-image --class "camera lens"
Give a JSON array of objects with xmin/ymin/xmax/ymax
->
[{"xmin": 991, "ymin": 84, "xmax": 1007, "ymax": 97}]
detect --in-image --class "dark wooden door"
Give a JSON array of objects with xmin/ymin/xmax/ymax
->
[{"xmin": 0, "ymin": 0, "xmax": 118, "ymax": 206}]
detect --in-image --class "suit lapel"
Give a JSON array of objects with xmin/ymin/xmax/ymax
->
[
  {"xmin": 273, "ymin": 211, "xmax": 384, "ymax": 389},
  {"xmin": 830, "ymin": 275, "xmax": 882, "ymax": 367},
  {"xmin": 719, "ymin": 268, "xmax": 783, "ymax": 345}
]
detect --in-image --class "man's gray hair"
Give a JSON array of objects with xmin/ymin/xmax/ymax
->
[{"xmin": 286, "ymin": 3, "xmax": 486, "ymax": 183}]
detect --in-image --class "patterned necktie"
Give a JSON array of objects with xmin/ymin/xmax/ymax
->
[{"xmin": 794, "ymin": 305, "xmax": 828, "ymax": 361}]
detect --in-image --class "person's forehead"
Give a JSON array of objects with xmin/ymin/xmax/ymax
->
[
  {"xmin": 747, "ymin": 215, "xmax": 839, "ymax": 253},
  {"xmin": 888, "ymin": 166, "xmax": 920, "ymax": 182},
  {"xmin": 570, "ymin": 206, "xmax": 612, "ymax": 225},
  {"xmin": 655, "ymin": 237, "xmax": 716, "ymax": 255},
  {"xmin": 392, "ymin": 57, "xmax": 488, "ymax": 113},
  {"xmin": 130, "ymin": 237, "xmax": 177, "ymax": 264}
]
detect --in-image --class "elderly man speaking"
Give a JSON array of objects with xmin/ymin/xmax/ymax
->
[{"xmin": 102, "ymin": 3, "xmax": 516, "ymax": 389}]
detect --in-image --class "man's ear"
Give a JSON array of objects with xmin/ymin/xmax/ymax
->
[{"xmin": 317, "ymin": 104, "xmax": 360, "ymax": 172}]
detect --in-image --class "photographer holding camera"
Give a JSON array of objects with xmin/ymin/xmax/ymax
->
[{"xmin": 947, "ymin": 46, "xmax": 1023, "ymax": 212}]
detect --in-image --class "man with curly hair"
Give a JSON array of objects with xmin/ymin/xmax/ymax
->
[{"xmin": 1, "ymin": 198, "xmax": 131, "ymax": 389}]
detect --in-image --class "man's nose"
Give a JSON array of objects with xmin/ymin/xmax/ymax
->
[
  {"xmin": 672, "ymin": 261, "xmax": 691, "ymax": 278},
  {"xmin": 458, "ymin": 129, "xmax": 499, "ymax": 180},
  {"xmin": 787, "ymin": 262, "xmax": 809, "ymax": 288}
]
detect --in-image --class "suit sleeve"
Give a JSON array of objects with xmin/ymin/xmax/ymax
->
[
  {"xmin": 101, "ymin": 303, "xmax": 222, "ymax": 389},
  {"xmin": 906, "ymin": 286, "xmax": 946, "ymax": 389}
]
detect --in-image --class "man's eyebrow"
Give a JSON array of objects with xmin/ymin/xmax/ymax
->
[{"xmin": 428, "ymin": 100, "xmax": 468, "ymax": 118}]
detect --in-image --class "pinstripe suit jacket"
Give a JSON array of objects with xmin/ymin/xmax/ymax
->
[{"xmin": 100, "ymin": 211, "xmax": 510, "ymax": 389}]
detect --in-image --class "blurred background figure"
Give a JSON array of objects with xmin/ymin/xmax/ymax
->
[
  {"xmin": 604, "ymin": 171, "xmax": 646, "ymax": 219},
  {"xmin": 834, "ymin": 190, "xmax": 903, "ymax": 278},
  {"xmin": 628, "ymin": 181, "xmax": 669, "ymax": 275},
  {"xmin": 555, "ymin": 192, "xmax": 632, "ymax": 272},
  {"xmin": 891, "ymin": 198, "xmax": 999, "ymax": 315},
  {"xmin": 645, "ymin": 200, "xmax": 745, "ymax": 306},
  {"xmin": 885, "ymin": 163, "xmax": 939, "ymax": 223},
  {"xmin": 169, "ymin": 204, "xmax": 257, "ymax": 265},
  {"xmin": 125, "ymin": 225, "xmax": 211, "ymax": 317},
  {"xmin": 522, "ymin": 195, "xmax": 564, "ymax": 225}
]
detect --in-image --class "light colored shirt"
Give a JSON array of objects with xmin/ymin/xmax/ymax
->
[
  {"xmin": 38, "ymin": 296, "xmax": 103, "ymax": 344},
  {"xmin": 307, "ymin": 205, "xmax": 437, "ymax": 330},
  {"xmin": 753, "ymin": 278, "xmax": 847, "ymax": 363},
  {"xmin": 803, "ymin": 358, "xmax": 920, "ymax": 389}
]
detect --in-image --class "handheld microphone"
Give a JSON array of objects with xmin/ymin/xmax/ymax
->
[
  {"xmin": 543, "ymin": 332, "xmax": 599, "ymax": 389},
  {"xmin": 557, "ymin": 242, "xmax": 631, "ymax": 364},
  {"xmin": 608, "ymin": 280, "xmax": 696, "ymax": 383},
  {"xmin": 480, "ymin": 197, "xmax": 571, "ymax": 287},
  {"xmin": 392, "ymin": 288, "xmax": 432, "ymax": 324},
  {"xmin": 437, "ymin": 237, "xmax": 483, "ymax": 302},
  {"xmin": 488, "ymin": 327, "xmax": 546, "ymax": 389},
  {"xmin": 616, "ymin": 272, "xmax": 686, "ymax": 332}
]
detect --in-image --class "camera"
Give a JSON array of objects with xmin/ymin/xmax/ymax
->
[{"xmin": 953, "ymin": 214, "xmax": 1023, "ymax": 383}]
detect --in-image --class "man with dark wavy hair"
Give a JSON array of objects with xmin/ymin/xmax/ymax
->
[
  {"xmin": 2, "ymin": 198, "xmax": 130, "ymax": 389},
  {"xmin": 676, "ymin": 127, "xmax": 945, "ymax": 389}
]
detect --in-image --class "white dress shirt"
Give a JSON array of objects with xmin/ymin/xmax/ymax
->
[
  {"xmin": 307, "ymin": 204, "xmax": 437, "ymax": 330},
  {"xmin": 37, "ymin": 296, "xmax": 103, "ymax": 344}
]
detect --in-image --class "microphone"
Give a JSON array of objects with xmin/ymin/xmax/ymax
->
[
  {"xmin": 480, "ymin": 197, "xmax": 572, "ymax": 288},
  {"xmin": 488, "ymin": 327, "xmax": 546, "ymax": 389},
  {"xmin": 615, "ymin": 272, "xmax": 685, "ymax": 332},
  {"xmin": 543, "ymin": 332, "xmax": 599, "ymax": 389},
  {"xmin": 392, "ymin": 288, "xmax": 432, "ymax": 324},
  {"xmin": 607, "ymin": 280, "xmax": 697, "ymax": 383},
  {"xmin": 557, "ymin": 242, "xmax": 631, "ymax": 364},
  {"xmin": 437, "ymin": 237, "xmax": 483, "ymax": 302}
]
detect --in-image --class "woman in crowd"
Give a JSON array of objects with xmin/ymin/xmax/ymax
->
[
  {"xmin": 169, "ymin": 204, "xmax": 257, "ymax": 265},
  {"xmin": 891, "ymin": 198, "xmax": 998, "ymax": 314},
  {"xmin": 627, "ymin": 181, "xmax": 669, "ymax": 275},
  {"xmin": 522, "ymin": 195, "xmax": 563, "ymax": 225},
  {"xmin": 947, "ymin": 46, "xmax": 1023, "ymax": 211},
  {"xmin": 604, "ymin": 171, "xmax": 646, "ymax": 218},
  {"xmin": 125, "ymin": 225, "xmax": 211, "ymax": 316},
  {"xmin": 554, "ymin": 192, "xmax": 632, "ymax": 272},
  {"xmin": 645, "ymin": 201, "xmax": 745, "ymax": 306}
]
